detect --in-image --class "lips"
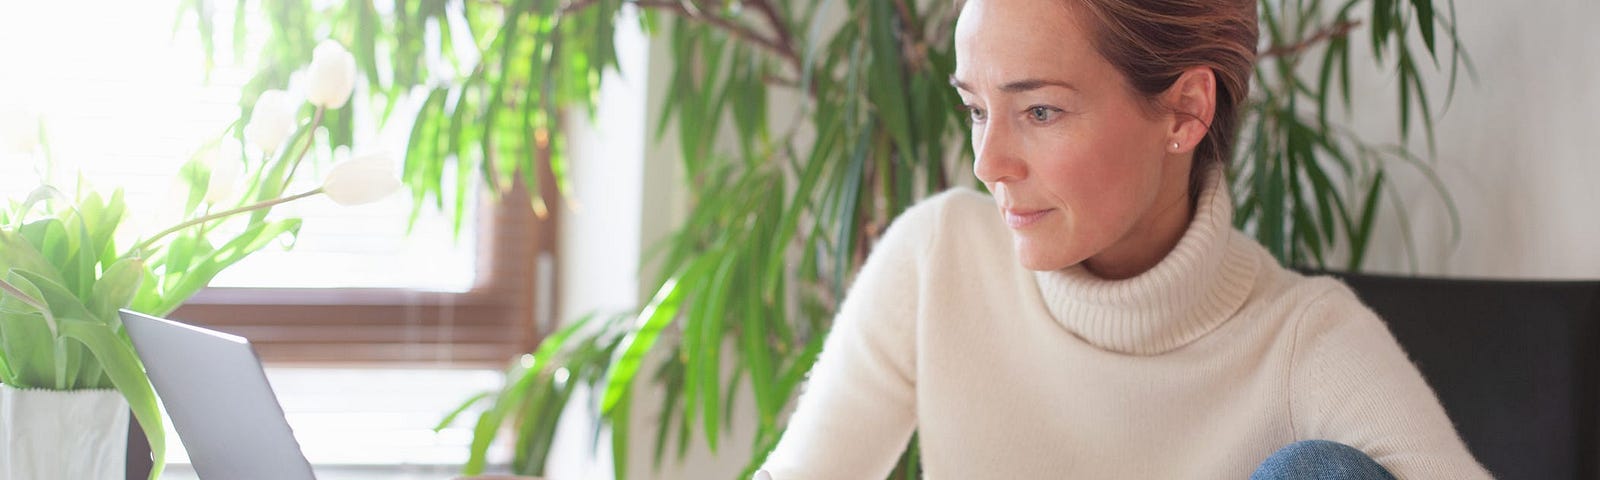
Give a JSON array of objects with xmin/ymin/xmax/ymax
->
[{"xmin": 1003, "ymin": 208, "xmax": 1053, "ymax": 229}]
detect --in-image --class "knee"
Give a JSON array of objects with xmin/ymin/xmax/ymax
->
[{"xmin": 1250, "ymin": 440, "xmax": 1396, "ymax": 480}]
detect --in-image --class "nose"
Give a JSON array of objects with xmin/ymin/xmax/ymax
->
[{"xmin": 972, "ymin": 120, "xmax": 1026, "ymax": 184}]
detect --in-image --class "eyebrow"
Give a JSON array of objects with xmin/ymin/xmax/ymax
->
[{"xmin": 949, "ymin": 76, "xmax": 1078, "ymax": 93}]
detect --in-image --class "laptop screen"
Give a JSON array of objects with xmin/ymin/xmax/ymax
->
[{"xmin": 121, "ymin": 310, "xmax": 317, "ymax": 480}]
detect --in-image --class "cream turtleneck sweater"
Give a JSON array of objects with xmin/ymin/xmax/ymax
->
[{"xmin": 757, "ymin": 169, "xmax": 1490, "ymax": 479}]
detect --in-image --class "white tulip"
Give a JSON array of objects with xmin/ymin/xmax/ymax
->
[
  {"xmin": 244, "ymin": 89, "xmax": 299, "ymax": 153},
  {"xmin": 203, "ymin": 141, "xmax": 243, "ymax": 205},
  {"xmin": 305, "ymin": 40, "xmax": 357, "ymax": 110},
  {"xmin": 320, "ymin": 151, "xmax": 401, "ymax": 206}
]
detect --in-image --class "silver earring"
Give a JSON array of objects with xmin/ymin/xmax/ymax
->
[{"xmin": 1172, "ymin": 142, "xmax": 1180, "ymax": 151}]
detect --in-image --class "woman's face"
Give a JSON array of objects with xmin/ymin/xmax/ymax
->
[{"xmin": 953, "ymin": 0, "xmax": 1194, "ymax": 275}]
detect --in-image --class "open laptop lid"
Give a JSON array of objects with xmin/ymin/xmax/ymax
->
[{"xmin": 121, "ymin": 309, "xmax": 316, "ymax": 480}]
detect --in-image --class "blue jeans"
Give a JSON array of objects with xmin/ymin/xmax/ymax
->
[{"xmin": 1250, "ymin": 440, "xmax": 1397, "ymax": 480}]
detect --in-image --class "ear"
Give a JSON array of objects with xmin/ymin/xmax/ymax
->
[{"xmin": 1163, "ymin": 66, "xmax": 1217, "ymax": 154}]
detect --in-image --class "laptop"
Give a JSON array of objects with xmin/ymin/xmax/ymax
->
[{"xmin": 121, "ymin": 309, "xmax": 318, "ymax": 480}]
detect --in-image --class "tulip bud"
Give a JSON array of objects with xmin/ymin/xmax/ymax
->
[
  {"xmin": 320, "ymin": 151, "xmax": 401, "ymax": 206},
  {"xmin": 306, "ymin": 40, "xmax": 358, "ymax": 110},
  {"xmin": 244, "ymin": 89, "xmax": 299, "ymax": 153}
]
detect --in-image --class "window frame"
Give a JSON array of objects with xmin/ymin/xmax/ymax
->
[{"xmin": 170, "ymin": 175, "xmax": 557, "ymax": 367}]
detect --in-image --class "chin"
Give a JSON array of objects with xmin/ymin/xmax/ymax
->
[{"xmin": 1013, "ymin": 237, "xmax": 1083, "ymax": 272}]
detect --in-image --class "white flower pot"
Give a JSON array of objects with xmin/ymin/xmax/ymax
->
[{"xmin": 0, "ymin": 384, "xmax": 129, "ymax": 480}]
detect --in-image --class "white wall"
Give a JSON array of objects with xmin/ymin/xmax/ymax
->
[
  {"xmin": 547, "ymin": 7, "xmax": 651, "ymax": 480},
  {"xmin": 1345, "ymin": 0, "xmax": 1600, "ymax": 279},
  {"xmin": 550, "ymin": 7, "xmax": 760, "ymax": 480},
  {"xmin": 548, "ymin": 1, "xmax": 1600, "ymax": 478}
]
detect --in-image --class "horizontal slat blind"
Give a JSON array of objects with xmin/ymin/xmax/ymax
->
[{"xmin": 173, "ymin": 181, "xmax": 555, "ymax": 366}]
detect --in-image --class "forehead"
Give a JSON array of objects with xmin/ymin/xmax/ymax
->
[{"xmin": 952, "ymin": 0, "xmax": 1104, "ymax": 89}]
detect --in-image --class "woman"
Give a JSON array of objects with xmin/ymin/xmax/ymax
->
[{"xmin": 755, "ymin": 0, "xmax": 1491, "ymax": 478}]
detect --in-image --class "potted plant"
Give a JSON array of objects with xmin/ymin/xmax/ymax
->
[{"xmin": 0, "ymin": 40, "xmax": 399, "ymax": 480}]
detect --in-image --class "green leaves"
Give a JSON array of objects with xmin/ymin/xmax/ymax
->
[
  {"xmin": 0, "ymin": 192, "xmax": 171, "ymax": 480},
  {"xmin": 2, "ymin": 172, "xmax": 312, "ymax": 478},
  {"xmin": 1240, "ymin": 0, "xmax": 1466, "ymax": 270},
  {"xmin": 438, "ymin": 313, "xmax": 632, "ymax": 478},
  {"xmin": 60, "ymin": 319, "xmax": 167, "ymax": 480},
  {"xmin": 203, "ymin": 0, "xmax": 632, "ymax": 229}
]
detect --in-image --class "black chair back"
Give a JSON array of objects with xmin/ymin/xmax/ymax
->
[{"xmin": 1329, "ymin": 272, "xmax": 1600, "ymax": 480}]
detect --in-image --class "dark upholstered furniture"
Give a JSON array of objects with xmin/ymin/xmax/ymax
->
[{"xmin": 1327, "ymin": 271, "xmax": 1600, "ymax": 480}]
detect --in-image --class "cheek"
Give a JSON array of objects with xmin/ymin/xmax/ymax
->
[{"xmin": 1033, "ymin": 115, "xmax": 1167, "ymax": 228}]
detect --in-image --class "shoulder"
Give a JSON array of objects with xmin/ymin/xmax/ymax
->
[
  {"xmin": 1232, "ymin": 256, "xmax": 1396, "ymax": 355},
  {"xmin": 877, "ymin": 186, "xmax": 1003, "ymax": 253},
  {"xmin": 1279, "ymin": 272, "xmax": 1372, "ymax": 321},
  {"xmin": 1235, "ymin": 246, "xmax": 1378, "ymax": 326},
  {"xmin": 1270, "ymin": 270, "xmax": 1402, "ymax": 364}
]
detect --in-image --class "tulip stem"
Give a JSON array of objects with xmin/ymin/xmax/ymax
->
[
  {"xmin": 281, "ymin": 106, "xmax": 326, "ymax": 193},
  {"xmin": 127, "ymin": 188, "xmax": 325, "ymax": 257}
]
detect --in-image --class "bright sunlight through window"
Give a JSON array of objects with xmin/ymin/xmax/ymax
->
[{"xmin": 0, "ymin": 0, "xmax": 475, "ymax": 291}]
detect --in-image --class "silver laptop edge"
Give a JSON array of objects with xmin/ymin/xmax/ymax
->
[{"xmin": 121, "ymin": 309, "xmax": 317, "ymax": 480}]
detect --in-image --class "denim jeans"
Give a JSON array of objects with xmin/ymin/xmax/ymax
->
[{"xmin": 1250, "ymin": 440, "xmax": 1397, "ymax": 480}]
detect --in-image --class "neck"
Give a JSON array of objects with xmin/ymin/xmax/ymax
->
[{"xmin": 1082, "ymin": 162, "xmax": 1195, "ymax": 280}]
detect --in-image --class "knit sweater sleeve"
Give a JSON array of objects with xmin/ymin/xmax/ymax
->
[
  {"xmin": 755, "ymin": 193, "xmax": 946, "ymax": 480},
  {"xmin": 1289, "ymin": 281, "xmax": 1493, "ymax": 479}
]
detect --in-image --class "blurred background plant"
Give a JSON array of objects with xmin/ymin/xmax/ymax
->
[
  {"xmin": 0, "ymin": 39, "xmax": 399, "ymax": 480},
  {"xmin": 189, "ymin": 0, "xmax": 1471, "ymax": 478}
]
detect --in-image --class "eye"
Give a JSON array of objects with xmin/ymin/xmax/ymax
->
[
  {"xmin": 1026, "ymin": 105, "xmax": 1062, "ymax": 123},
  {"xmin": 960, "ymin": 104, "xmax": 987, "ymax": 123}
]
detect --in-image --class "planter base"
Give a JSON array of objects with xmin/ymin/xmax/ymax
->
[{"xmin": 0, "ymin": 384, "xmax": 130, "ymax": 480}]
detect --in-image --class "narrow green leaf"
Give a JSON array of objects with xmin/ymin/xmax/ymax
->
[
  {"xmin": 13, "ymin": 269, "xmax": 98, "ymax": 328},
  {"xmin": 89, "ymin": 258, "xmax": 143, "ymax": 329},
  {"xmin": 149, "ymin": 219, "xmax": 301, "ymax": 316},
  {"xmin": 651, "ymin": 355, "xmax": 683, "ymax": 469},
  {"xmin": 1347, "ymin": 171, "xmax": 1386, "ymax": 270},
  {"xmin": 742, "ymin": 288, "xmax": 777, "ymax": 430},
  {"xmin": 697, "ymin": 252, "xmax": 739, "ymax": 452},
  {"xmin": 433, "ymin": 391, "xmax": 494, "ymax": 432},
  {"xmin": 610, "ymin": 377, "xmax": 631, "ymax": 480},
  {"xmin": 463, "ymin": 367, "xmax": 535, "ymax": 474},
  {"xmin": 0, "ymin": 310, "xmax": 53, "ymax": 387},
  {"xmin": 600, "ymin": 261, "xmax": 699, "ymax": 414},
  {"xmin": 867, "ymin": 0, "xmax": 915, "ymax": 159},
  {"xmin": 1397, "ymin": 50, "xmax": 1414, "ymax": 141},
  {"xmin": 1411, "ymin": 0, "xmax": 1437, "ymax": 57},
  {"xmin": 0, "ymin": 337, "xmax": 13, "ymax": 385},
  {"xmin": 60, "ymin": 318, "xmax": 166, "ymax": 480}
]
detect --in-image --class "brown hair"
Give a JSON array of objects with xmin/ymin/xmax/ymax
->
[{"xmin": 1067, "ymin": 0, "xmax": 1259, "ymax": 198}]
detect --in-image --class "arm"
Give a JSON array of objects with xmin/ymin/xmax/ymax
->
[
  {"xmin": 756, "ymin": 199, "xmax": 941, "ymax": 480},
  {"xmin": 1289, "ymin": 285, "xmax": 1493, "ymax": 479}
]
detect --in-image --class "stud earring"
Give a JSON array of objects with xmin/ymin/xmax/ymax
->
[{"xmin": 1171, "ymin": 141, "xmax": 1180, "ymax": 151}]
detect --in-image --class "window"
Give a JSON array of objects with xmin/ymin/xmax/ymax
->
[{"xmin": 0, "ymin": 0, "xmax": 551, "ymax": 366}]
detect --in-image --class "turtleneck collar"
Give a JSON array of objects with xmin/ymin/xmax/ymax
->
[{"xmin": 1031, "ymin": 166, "xmax": 1262, "ymax": 355}]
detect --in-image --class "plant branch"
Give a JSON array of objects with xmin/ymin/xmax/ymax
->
[
  {"xmin": 127, "ymin": 187, "xmax": 324, "ymax": 256},
  {"xmin": 281, "ymin": 106, "xmax": 326, "ymax": 193},
  {"xmin": 748, "ymin": 0, "xmax": 800, "ymax": 70},
  {"xmin": 891, "ymin": 0, "xmax": 929, "ymax": 71},
  {"xmin": 632, "ymin": 0, "xmax": 802, "ymax": 72},
  {"xmin": 1260, "ymin": 20, "xmax": 1363, "ymax": 59}
]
